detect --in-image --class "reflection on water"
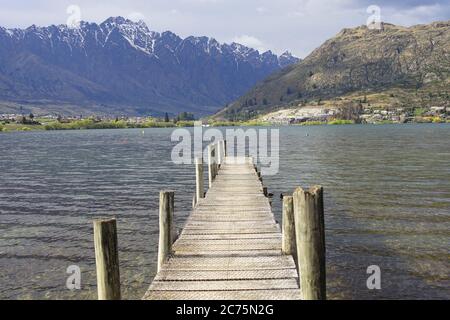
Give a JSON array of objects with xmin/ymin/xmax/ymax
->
[{"xmin": 0, "ymin": 124, "xmax": 449, "ymax": 299}]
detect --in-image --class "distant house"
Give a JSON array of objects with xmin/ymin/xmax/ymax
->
[{"xmin": 430, "ymin": 106, "xmax": 446, "ymax": 114}]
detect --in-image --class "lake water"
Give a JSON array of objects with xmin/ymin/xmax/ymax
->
[{"xmin": 0, "ymin": 124, "xmax": 449, "ymax": 300}]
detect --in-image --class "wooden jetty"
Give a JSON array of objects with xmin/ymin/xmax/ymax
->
[{"xmin": 93, "ymin": 140, "xmax": 326, "ymax": 300}]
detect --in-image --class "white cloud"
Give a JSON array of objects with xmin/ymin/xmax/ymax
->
[
  {"xmin": 387, "ymin": 4, "xmax": 445, "ymax": 26},
  {"xmin": 232, "ymin": 35, "xmax": 266, "ymax": 52},
  {"xmin": 256, "ymin": 7, "xmax": 267, "ymax": 14},
  {"xmin": 127, "ymin": 12, "xmax": 145, "ymax": 22}
]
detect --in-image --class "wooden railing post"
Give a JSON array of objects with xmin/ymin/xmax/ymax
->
[
  {"xmin": 158, "ymin": 190, "xmax": 174, "ymax": 272},
  {"xmin": 195, "ymin": 157, "xmax": 204, "ymax": 204},
  {"xmin": 208, "ymin": 144, "xmax": 217, "ymax": 188},
  {"xmin": 282, "ymin": 196, "xmax": 296, "ymax": 263},
  {"xmin": 215, "ymin": 143, "xmax": 219, "ymax": 177},
  {"xmin": 93, "ymin": 218, "xmax": 121, "ymax": 300},
  {"xmin": 217, "ymin": 141, "xmax": 223, "ymax": 166},
  {"xmin": 293, "ymin": 186, "xmax": 326, "ymax": 300},
  {"xmin": 208, "ymin": 144, "xmax": 213, "ymax": 188}
]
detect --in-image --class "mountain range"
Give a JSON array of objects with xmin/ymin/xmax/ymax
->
[
  {"xmin": 0, "ymin": 17, "xmax": 299, "ymax": 117},
  {"xmin": 216, "ymin": 20, "xmax": 449, "ymax": 120}
]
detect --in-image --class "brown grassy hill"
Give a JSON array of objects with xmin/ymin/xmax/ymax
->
[{"xmin": 216, "ymin": 21, "xmax": 450, "ymax": 120}]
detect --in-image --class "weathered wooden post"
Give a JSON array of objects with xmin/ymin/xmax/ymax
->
[
  {"xmin": 208, "ymin": 144, "xmax": 219, "ymax": 188},
  {"xmin": 217, "ymin": 140, "xmax": 223, "ymax": 166},
  {"xmin": 93, "ymin": 218, "xmax": 121, "ymax": 300},
  {"xmin": 192, "ymin": 194, "xmax": 197, "ymax": 209},
  {"xmin": 158, "ymin": 190, "xmax": 174, "ymax": 272},
  {"xmin": 293, "ymin": 186, "xmax": 326, "ymax": 300},
  {"xmin": 215, "ymin": 143, "xmax": 220, "ymax": 176},
  {"xmin": 263, "ymin": 186, "xmax": 268, "ymax": 197},
  {"xmin": 208, "ymin": 144, "xmax": 215, "ymax": 188},
  {"xmin": 195, "ymin": 157, "xmax": 204, "ymax": 204},
  {"xmin": 282, "ymin": 196, "xmax": 296, "ymax": 263},
  {"xmin": 223, "ymin": 140, "xmax": 227, "ymax": 157}
]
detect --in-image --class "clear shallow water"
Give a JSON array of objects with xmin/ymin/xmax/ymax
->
[{"xmin": 0, "ymin": 124, "xmax": 449, "ymax": 300}]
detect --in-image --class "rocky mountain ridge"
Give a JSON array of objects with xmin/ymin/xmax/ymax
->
[
  {"xmin": 0, "ymin": 17, "xmax": 299, "ymax": 116},
  {"xmin": 217, "ymin": 20, "xmax": 449, "ymax": 120}
]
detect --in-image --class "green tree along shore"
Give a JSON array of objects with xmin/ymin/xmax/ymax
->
[
  {"xmin": 43, "ymin": 118, "xmax": 190, "ymax": 130},
  {"xmin": 0, "ymin": 117, "xmax": 273, "ymax": 132},
  {"xmin": 0, "ymin": 118, "xmax": 181, "ymax": 132}
]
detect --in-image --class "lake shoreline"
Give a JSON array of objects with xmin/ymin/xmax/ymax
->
[{"xmin": 1, "ymin": 119, "xmax": 449, "ymax": 132}]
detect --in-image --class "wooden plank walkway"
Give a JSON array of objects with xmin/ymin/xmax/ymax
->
[{"xmin": 143, "ymin": 157, "xmax": 301, "ymax": 300}]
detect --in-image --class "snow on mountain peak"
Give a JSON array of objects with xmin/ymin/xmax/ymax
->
[
  {"xmin": 278, "ymin": 50, "xmax": 300, "ymax": 67},
  {"xmin": 0, "ymin": 17, "xmax": 297, "ymax": 66},
  {"xmin": 280, "ymin": 51, "xmax": 294, "ymax": 58}
]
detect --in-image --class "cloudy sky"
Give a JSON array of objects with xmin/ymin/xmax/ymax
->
[{"xmin": 0, "ymin": 0, "xmax": 449, "ymax": 57}]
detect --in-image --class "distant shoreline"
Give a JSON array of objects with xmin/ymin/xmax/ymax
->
[{"xmin": 1, "ymin": 119, "xmax": 449, "ymax": 133}]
